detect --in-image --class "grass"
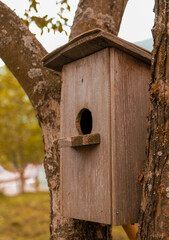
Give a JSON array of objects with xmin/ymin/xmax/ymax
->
[
  {"xmin": 0, "ymin": 192, "xmax": 50, "ymax": 240},
  {"xmin": 0, "ymin": 192, "xmax": 128, "ymax": 240}
]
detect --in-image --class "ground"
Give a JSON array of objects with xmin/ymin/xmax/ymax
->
[
  {"xmin": 0, "ymin": 192, "xmax": 128, "ymax": 240},
  {"xmin": 0, "ymin": 192, "xmax": 50, "ymax": 240}
]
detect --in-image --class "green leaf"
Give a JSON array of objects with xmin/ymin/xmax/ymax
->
[
  {"xmin": 29, "ymin": 0, "xmax": 40, "ymax": 13},
  {"xmin": 58, "ymin": 22, "xmax": 63, "ymax": 33},
  {"xmin": 60, "ymin": 0, "xmax": 67, "ymax": 4},
  {"xmin": 22, "ymin": 19, "xmax": 29, "ymax": 27},
  {"xmin": 20, "ymin": 0, "xmax": 70, "ymax": 35},
  {"xmin": 67, "ymin": 4, "xmax": 71, "ymax": 11}
]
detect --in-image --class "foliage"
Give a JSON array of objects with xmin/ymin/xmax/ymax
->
[
  {"xmin": 0, "ymin": 192, "xmax": 50, "ymax": 240},
  {"xmin": 0, "ymin": 66, "xmax": 44, "ymax": 171},
  {"xmin": 22, "ymin": 0, "xmax": 70, "ymax": 35}
]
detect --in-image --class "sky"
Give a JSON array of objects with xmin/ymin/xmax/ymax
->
[
  {"xmin": 0, "ymin": 0, "xmax": 154, "ymax": 66},
  {"xmin": 119, "ymin": 0, "xmax": 154, "ymax": 42}
]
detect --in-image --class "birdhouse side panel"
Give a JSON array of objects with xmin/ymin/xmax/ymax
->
[
  {"xmin": 110, "ymin": 48, "xmax": 150, "ymax": 225},
  {"xmin": 60, "ymin": 48, "xmax": 112, "ymax": 224}
]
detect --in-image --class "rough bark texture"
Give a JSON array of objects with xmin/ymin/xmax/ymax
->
[
  {"xmin": 0, "ymin": 1, "xmax": 128, "ymax": 239},
  {"xmin": 138, "ymin": 1, "xmax": 169, "ymax": 239},
  {"xmin": 70, "ymin": 0, "xmax": 128, "ymax": 39}
]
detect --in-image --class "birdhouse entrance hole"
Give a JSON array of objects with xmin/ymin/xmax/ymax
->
[{"xmin": 76, "ymin": 108, "xmax": 92, "ymax": 135}]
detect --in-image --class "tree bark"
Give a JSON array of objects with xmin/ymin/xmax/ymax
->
[
  {"xmin": 70, "ymin": 0, "xmax": 128, "ymax": 39},
  {"xmin": 138, "ymin": 1, "xmax": 169, "ymax": 239},
  {"xmin": 0, "ymin": 1, "xmax": 128, "ymax": 239}
]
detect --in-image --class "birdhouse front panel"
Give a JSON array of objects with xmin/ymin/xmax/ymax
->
[{"xmin": 60, "ymin": 48, "xmax": 112, "ymax": 224}]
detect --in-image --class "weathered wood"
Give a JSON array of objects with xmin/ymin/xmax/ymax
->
[
  {"xmin": 60, "ymin": 46, "xmax": 150, "ymax": 225},
  {"xmin": 42, "ymin": 29, "xmax": 151, "ymax": 72},
  {"xmin": 60, "ymin": 48, "xmax": 112, "ymax": 224},
  {"xmin": 43, "ymin": 29, "xmax": 151, "ymax": 225},
  {"xmin": 110, "ymin": 48, "xmax": 150, "ymax": 225},
  {"xmin": 59, "ymin": 133, "xmax": 101, "ymax": 148}
]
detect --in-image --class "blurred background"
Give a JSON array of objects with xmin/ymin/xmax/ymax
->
[{"xmin": 0, "ymin": 65, "xmax": 49, "ymax": 240}]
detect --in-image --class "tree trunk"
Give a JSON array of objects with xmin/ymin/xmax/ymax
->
[
  {"xmin": 0, "ymin": 1, "xmax": 128, "ymax": 239},
  {"xmin": 138, "ymin": 1, "xmax": 169, "ymax": 239},
  {"xmin": 19, "ymin": 167, "xmax": 25, "ymax": 193}
]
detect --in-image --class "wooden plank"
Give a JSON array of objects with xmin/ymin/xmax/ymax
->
[
  {"xmin": 59, "ymin": 133, "xmax": 101, "ymax": 148},
  {"xmin": 42, "ymin": 29, "xmax": 151, "ymax": 72},
  {"xmin": 60, "ymin": 48, "xmax": 112, "ymax": 224},
  {"xmin": 110, "ymin": 48, "xmax": 150, "ymax": 225}
]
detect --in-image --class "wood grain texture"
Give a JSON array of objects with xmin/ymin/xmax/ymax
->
[
  {"xmin": 60, "ymin": 49, "xmax": 112, "ymax": 224},
  {"xmin": 42, "ymin": 29, "xmax": 151, "ymax": 72},
  {"xmin": 59, "ymin": 44, "xmax": 150, "ymax": 225},
  {"xmin": 110, "ymin": 48, "xmax": 150, "ymax": 225},
  {"xmin": 59, "ymin": 133, "xmax": 101, "ymax": 148}
]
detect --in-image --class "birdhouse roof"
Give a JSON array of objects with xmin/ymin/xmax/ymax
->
[{"xmin": 42, "ymin": 29, "xmax": 151, "ymax": 72}]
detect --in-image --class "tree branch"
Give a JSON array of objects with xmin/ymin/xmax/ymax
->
[
  {"xmin": 70, "ymin": 0, "xmax": 128, "ymax": 39},
  {"xmin": 0, "ymin": 1, "xmax": 60, "ymax": 109}
]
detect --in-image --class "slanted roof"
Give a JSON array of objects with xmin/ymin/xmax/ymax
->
[{"xmin": 42, "ymin": 29, "xmax": 151, "ymax": 72}]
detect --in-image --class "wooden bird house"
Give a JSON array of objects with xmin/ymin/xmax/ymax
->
[{"xmin": 42, "ymin": 29, "xmax": 151, "ymax": 225}]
